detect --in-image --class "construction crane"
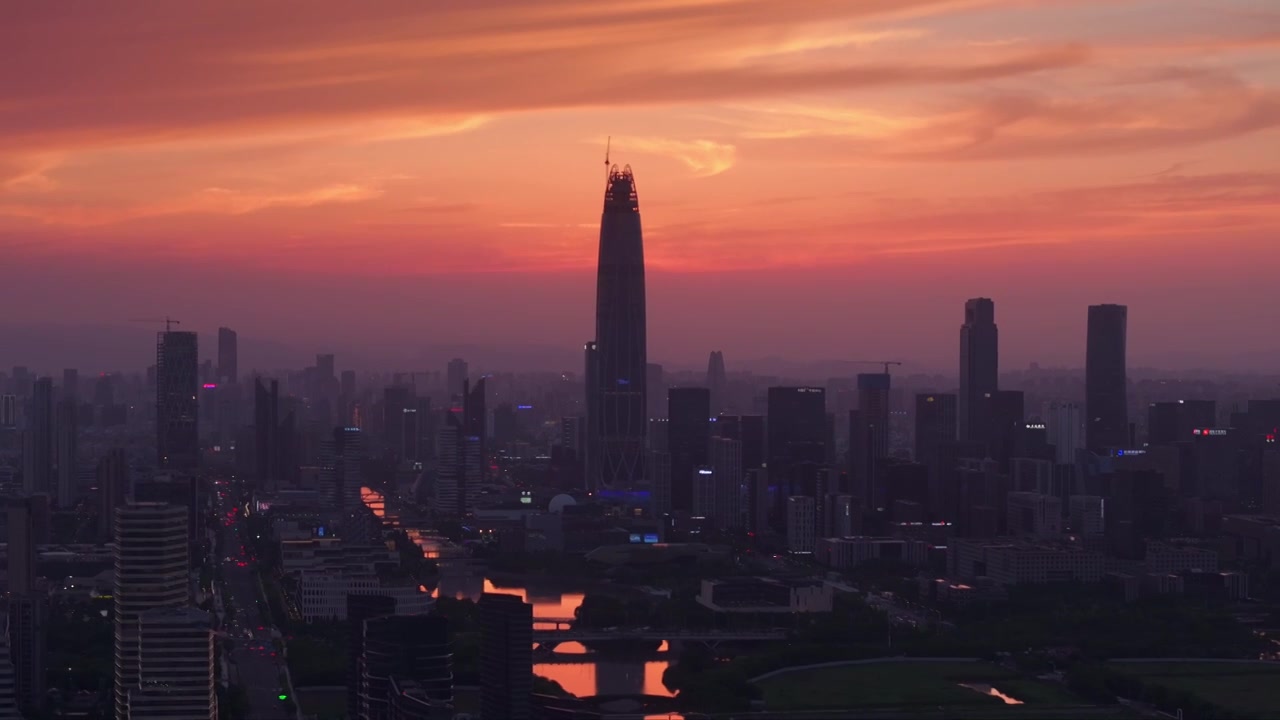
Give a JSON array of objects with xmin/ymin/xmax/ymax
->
[
  {"xmin": 853, "ymin": 360, "xmax": 904, "ymax": 375},
  {"xmin": 128, "ymin": 317, "xmax": 182, "ymax": 332}
]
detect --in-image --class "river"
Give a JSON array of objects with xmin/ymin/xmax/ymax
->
[{"xmin": 362, "ymin": 487, "xmax": 675, "ymax": 698}]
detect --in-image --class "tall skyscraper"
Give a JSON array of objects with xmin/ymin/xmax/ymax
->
[
  {"xmin": 850, "ymin": 373, "xmax": 890, "ymax": 506},
  {"xmin": 157, "ymin": 331, "xmax": 199, "ymax": 469},
  {"xmin": 254, "ymin": 378, "xmax": 279, "ymax": 488},
  {"xmin": 346, "ymin": 594, "xmax": 396, "ymax": 720},
  {"xmin": 1046, "ymin": 401, "xmax": 1083, "ymax": 465},
  {"xmin": 645, "ymin": 363, "xmax": 666, "ymax": 420},
  {"xmin": 588, "ymin": 165, "xmax": 647, "ymax": 490},
  {"xmin": 114, "ymin": 503, "xmax": 189, "ymax": 719},
  {"xmin": 216, "ymin": 327, "xmax": 237, "ymax": 384},
  {"xmin": 6, "ymin": 497, "xmax": 43, "ymax": 713},
  {"xmin": 915, "ymin": 393, "xmax": 957, "ymax": 514},
  {"xmin": 959, "ymin": 298, "xmax": 998, "ymax": 444},
  {"xmin": 708, "ymin": 436, "xmax": 744, "ymax": 528},
  {"xmin": 360, "ymin": 615, "xmax": 452, "ymax": 719},
  {"xmin": 706, "ymin": 351, "xmax": 727, "ymax": 414},
  {"xmin": 464, "ymin": 378, "xmax": 487, "ymax": 484},
  {"xmin": 0, "ymin": 395, "xmax": 15, "ymax": 429},
  {"xmin": 479, "ymin": 593, "xmax": 532, "ymax": 720},
  {"xmin": 1086, "ymin": 304, "xmax": 1129, "ymax": 452},
  {"xmin": 319, "ymin": 427, "xmax": 364, "ymax": 514},
  {"xmin": 668, "ymin": 387, "xmax": 711, "ymax": 514},
  {"xmin": 128, "ymin": 608, "xmax": 215, "ymax": 719},
  {"xmin": 97, "ymin": 449, "xmax": 129, "ymax": 542},
  {"xmin": 446, "ymin": 358, "xmax": 468, "ymax": 401},
  {"xmin": 766, "ymin": 387, "xmax": 826, "ymax": 516},
  {"xmin": 22, "ymin": 378, "xmax": 54, "ymax": 496},
  {"xmin": 316, "ymin": 353, "xmax": 336, "ymax": 382},
  {"xmin": 0, "ymin": 619, "xmax": 21, "ymax": 720},
  {"xmin": 583, "ymin": 341, "xmax": 600, "ymax": 490},
  {"xmin": 55, "ymin": 394, "xmax": 77, "ymax": 507}
]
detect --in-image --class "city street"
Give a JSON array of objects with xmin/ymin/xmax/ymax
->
[{"xmin": 216, "ymin": 483, "xmax": 295, "ymax": 720}]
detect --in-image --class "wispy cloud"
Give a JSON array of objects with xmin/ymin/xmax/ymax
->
[{"xmin": 610, "ymin": 136, "xmax": 737, "ymax": 177}]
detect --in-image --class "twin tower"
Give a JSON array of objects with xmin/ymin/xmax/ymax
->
[{"xmin": 585, "ymin": 165, "xmax": 647, "ymax": 491}]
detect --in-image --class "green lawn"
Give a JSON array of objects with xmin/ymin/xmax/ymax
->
[
  {"xmin": 757, "ymin": 661, "xmax": 1077, "ymax": 711},
  {"xmin": 1112, "ymin": 662, "xmax": 1280, "ymax": 718}
]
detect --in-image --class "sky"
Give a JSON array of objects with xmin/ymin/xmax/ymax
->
[{"xmin": 2, "ymin": 0, "xmax": 1278, "ymax": 372}]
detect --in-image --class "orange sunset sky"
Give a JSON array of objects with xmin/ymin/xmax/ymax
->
[{"xmin": 2, "ymin": 1, "xmax": 1278, "ymax": 371}]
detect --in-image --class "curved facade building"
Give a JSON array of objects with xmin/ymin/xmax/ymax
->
[{"xmin": 590, "ymin": 165, "xmax": 648, "ymax": 490}]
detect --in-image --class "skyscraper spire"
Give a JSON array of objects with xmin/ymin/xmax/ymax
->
[{"xmin": 587, "ymin": 164, "xmax": 647, "ymax": 490}]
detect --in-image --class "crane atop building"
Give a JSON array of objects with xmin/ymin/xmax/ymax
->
[{"xmin": 853, "ymin": 360, "xmax": 904, "ymax": 375}]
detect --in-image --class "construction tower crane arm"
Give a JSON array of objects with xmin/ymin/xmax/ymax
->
[
  {"xmin": 128, "ymin": 317, "xmax": 182, "ymax": 332},
  {"xmin": 852, "ymin": 360, "xmax": 904, "ymax": 375}
]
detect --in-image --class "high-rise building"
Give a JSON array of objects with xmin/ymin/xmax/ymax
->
[
  {"xmin": 434, "ymin": 411, "xmax": 463, "ymax": 516},
  {"xmin": 6, "ymin": 497, "xmax": 43, "ymax": 713},
  {"xmin": 915, "ymin": 393, "xmax": 957, "ymax": 515},
  {"xmin": 114, "ymin": 503, "xmax": 189, "ymax": 719},
  {"xmin": 127, "ymin": 607, "xmax": 215, "ymax": 719},
  {"xmin": 1148, "ymin": 400, "xmax": 1215, "ymax": 446},
  {"xmin": 23, "ymin": 378, "xmax": 54, "ymax": 496},
  {"xmin": 96, "ymin": 449, "xmax": 129, "ymax": 542},
  {"xmin": 384, "ymin": 385, "xmax": 413, "ymax": 463},
  {"xmin": 583, "ymin": 341, "xmax": 600, "ymax": 491},
  {"xmin": 360, "ymin": 615, "xmax": 452, "ymax": 720},
  {"xmin": 646, "ymin": 363, "xmax": 666, "ymax": 420},
  {"xmin": 254, "ymin": 378, "xmax": 279, "ymax": 488},
  {"xmin": 588, "ymin": 165, "xmax": 647, "ymax": 491},
  {"xmin": 708, "ymin": 436, "xmax": 743, "ymax": 529},
  {"xmin": 0, "ymin": 395, "xmax": 15, "ymax": 429},
  {"xmin": 446, "ymin": 359, "xmax": 468, "ymax": 401},
  {"xmin": 668, "ymin": 387, "xmax": 711, "ymax": 514},
  {"xmin": 346, "ymin": 594, "xmax": 396, "ymax": 720},
  {"xmin": 320, "ymin": 427, "xmax": 364, "ymax": 515},
  {"xmin": 767, "ymin": 387, "xmax": 826, "ymax": 520},
  {"xmin": 786, "ymin": 496, "xmax": 816, "ymax": 554},
  {"xmin": 55, "ymin": 394, "xmax": 77, "ymax": 507},
  {"xmin": 1086, "ymin": 304, "xmax": 1128, "ymax": 452},
  {"xmin": 706, "ymin": 351, "xmax": 727, "ymax": 414},
  {"xmin": 464, "ymin": 378, "xmax": 487, "ymax": 484},
  {"xmin": 61, "ymin": 368, "xmax": 78, "ymax": 402},
  {"xmin": 157, "ymin": 331, "xmax": 199, "ymax": 469},
  {"xmin": 0, "ymin": 618, "xmax": 21, "ymax": 720},
  {"xmin": 216, "ymin": 327, "xmax": 238, "ymax": 384},
  {"xmin": 479, "ymin": 593, "xmax": 532, "ymax": 720},
  {"xmin": 959, "ymin": 298, "xmax": 998, "ymax": 444},
  {"xmin": 1046, "ymin": 401, "xmax": 1083, "ymax": 465},
  {"xmin": 851, "ymin": 373, "xmax": 890, "ymax": 505},
  {"xmin": 316, "ymin": 353, "xmax": 336, "ymax": 382}
]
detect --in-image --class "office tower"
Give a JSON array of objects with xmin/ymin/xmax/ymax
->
[
  {"xmin": 384, "ymin": 385, "xmax": 413, "ymax": 462},
  {"xmin": 588, "ymin": 164, "xmax": 648, "ymax": 491},
  {"xmin": 93, "ymin": 374, "xmax": 114, "ymax": 407},
  {"xmin": 360, "ymin": 616, "xmax": 452, "ymax": 720},
  {"xmin": 1069, "ymin": 495, "xmax": 1106, "ymax": 535},
  {"xmin": 6, "ymin": 498, "xmax": 42, "ymax": 713},
  {"xmin": 320, "ymin": 427, "xmax": 364, "ymax": 514},
  {"xmin": 1086, "ymin": 304, "xmax": 1129, "ymax": 452},
  {"xmin": 464, "ymin": 378, "xmax": 486, "ymax": 483},
  {"xmin": 216, "ymin": 327, "xmax": 237, "ymax": 383},
  {"xmin": 114, "ymin": 503, "xmax": 189, "ymax": 719},
  {"xmin": 851, "ymin": 373, "xmax": 890, "ymax": 505},
  {"xmin": 254, "ymin": 378, "xmax": 279, "ymax": 488},
  {"xmin": 0, "ymin": 619, "xmax": 20, "ymax": 720},
  {"xmin": 1148, "ymin": 400, "xmax": 1215, "ymax": 446},
  {"xmin": 706, "ymin": 351, "xmax": 727, "ymax": 414},
  {"xmin": 316, "ymin": 353, "xmax": 336, "ymax": 382},
  {"xmin": 708, "ymin": 436, "xmax": 743, "ymax": 528},
  {"xmin": 646, "ymin": 363, "xmax": 666, "ymax": 420},
  {"xmin": 746, "ymin": 468, "xmax": 769, "ymax": 534},
  {"xmin": 23, "ymin": 378, "xmax": 54, "ymax": 496},
  {"xmin": 402, "ymin": 408, "xmax": 421, "ymax": 463},
  {"xmin": 347, "ymin": 594, "xmax": 396, "ymax": 720},
  {"xmin": 96, "ymin": 449, "xmax": 129, "ymax": 542},
  {"xmin": 667, "ymin": 388, "xmax": 711, "ymax": 514},
  {"xmin": 1046, "ymin": 401, "xmax": 1083, "ymax": 465},
  {"xmin": 1006, "ymin": 492, "xmax": 1063, "ymax": 537},
  {"xmin": 56, "ymin": 395, "xmax": 77, "ymax": 507},
  {"xmin": 583, "ymin": 341, "xmax": 600, "ymax": 491},
  {"xmin": 983, "ymin": 390, "xmax": 1025, "ymax": 470},
  {"xmin": 157, "ymin": 330, "xmax": 199, "ymax": 470},
  {"xmin": 434, "ymin": 411, "xmax": 463, "ymax": 516},
  {"xmin": 446, "ymin": 358, "xmax": 468, "ymax": 401},
  {"xmin": 0, "ymin": 395, "xmax": 14, "ymax": 429},
  {"xmin": 648, "ymin": 450, "xmax": 672, "ymax": 514},
  {"xmin": 61, "ymin": 368, "xmax": 78, "ymax": 401},
  {"xmin": 127, "ymin": 608, "xmax": 215, "ymax": 719},
  {"xmin": 959, "ymin": 298, "xmax": 998, "ymax": 444},
  {"xmin": 478, "ymin": 593, "xmax": 532, "ymax": 720},
  {"xmin": 786, "ymin": 496, "xmax": 816, "ymax": 554},
  {"xmin": 340, "ymin": 370, "xmax": 357, "ymax": 401},
  {"xmin": 766, "ymin": 387, "xmax": 826, "ymax": 517}
]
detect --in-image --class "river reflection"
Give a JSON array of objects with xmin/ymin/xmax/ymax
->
[{"xmin": 363, "ymin": 487, "xmax": 675, "ymax": 698}]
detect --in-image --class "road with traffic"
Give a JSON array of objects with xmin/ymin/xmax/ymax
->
[{"xmin": 215, "ymin": 482, "xmax": 295, "ymax": 720}]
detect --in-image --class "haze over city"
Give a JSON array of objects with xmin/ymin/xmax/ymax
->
[{"xmin": 4, "ymin": 0, "xmax": 1280, "ymax": 372}]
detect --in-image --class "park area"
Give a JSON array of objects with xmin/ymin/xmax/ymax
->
[
  {"xmin": 1111, "ymin": 661, "xmax": 1280, "ymax": 719},
  {"xmin": 755, "ymin": 660, "xmax": 1119, "ymax": 716}
]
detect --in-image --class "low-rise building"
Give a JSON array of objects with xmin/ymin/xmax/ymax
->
[
  {"xmin": 816, "ymin": 536, "xmax": 929, "ymax": 570},
  {"xmin": 296, "ymin": 571, "xmax": 433, "ymax": 621},
  {"xmin": 1142, "ymin": 540, "xmax": 1218, "ymax": 574},
  {"xmin": 696, "ymin": 577, "xmax": 835, "ymax": 613},
  {"xmin": 280, "ymin": 538, "xmax": 398, "ymax": 575},
  {"xmin": 949, "ymin": 538, "xmax": 1104, "ymax": 585}
]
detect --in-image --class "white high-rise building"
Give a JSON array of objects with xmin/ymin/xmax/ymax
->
[
  {"xmin": 114, "ymin": 503, "xmax": 189, "ymax": 720},
  {"xmin": 1046, "ymin": 401, "xmax": 1083, "ymax": 465},
  {"xmin": 787, "ymin": 496, "xmax": 816, "ymax": 554},
  {"xmin": 127, "ymin": 607, "xmax": 216, "ymax": 719}
]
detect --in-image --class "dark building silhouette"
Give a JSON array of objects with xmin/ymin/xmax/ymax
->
[
  {"xmin": 982, "ymin": 390, "xmax": 1026, "ymax": 470},
  {"xmin": 96, "ymin": 448, "xmax": 129, "ymax": 542},
  {"xmin": 360, "ymin": 615, "xmax": 452, "ymax": 720},
  {"xmin": 668, "ymin": 387, "xmax": 711, "ymax": 513},
  {"xmin": 446, "ymin": 358, "xmax": 468, "ymax": 402},
  {"xmin": 767, "ymin": 387, "xmax": 826, "ymax": 528},
  {"xmin": 23, "ymin": 377, "xmax": 54, "ymax": 496},
  {"xmin": 347, "ymin": 594, "xmax": 396, "ymax": 720},
  {"xmin": 384, "ymin": 384, "xmax": 414, "ymax": 463},
  {"xmin": 588, "ymin": 165, "xmax": 647, "ymax": 491},
  {"xmin": 712, "ymin": 414, "xmax": 765, "ymax": 472},
  {"xmin": 479, "ymin": 592, "xmax": 532, "ymax": 720},
  {"xmin": 915, "ymin": 393, "xmax": 957, "ymax": 515},
  {"xmin": 959, "ymin": 298, "xmax": 998, "ymax": 444},
  {"xmin": 254, "ymin": 378, "xmax": 279, "ymax": 489},
  {"xmin": 850, "ymin": 373, "xmax": 890, "ymax": 506},
  {"xmin": 706, "ymin": 351, "xmax": 727, "ymax": 414},
  {"xmin": 156, "ymin": 330, "xmax": 199, "ymax": 469},
  {"xmin": 646, "ymin": 363, "xmax": 666, "ymax": 420},
  {"xmin": 464, "ymin": 378, "xmax": 486, "ymax": 484},
  {"xmin": 1086, "ymin": 304, "xmax": 1129, "ymax": 452},
  {"xmin": 4, "ymin": 502, "xmax": 42, "ymax": 716},
  {"xmin": 216, "ymin": 327, "xmax": 237, "ymax": 384},
  {"xmin": 1148, "ymin": 400, "xmax": 1215, "ymax": 446}
]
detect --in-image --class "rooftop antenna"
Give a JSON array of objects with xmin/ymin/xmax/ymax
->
[{"xmin": 604, "ymin": 135, "xmax": 612, "ymax": 182}]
